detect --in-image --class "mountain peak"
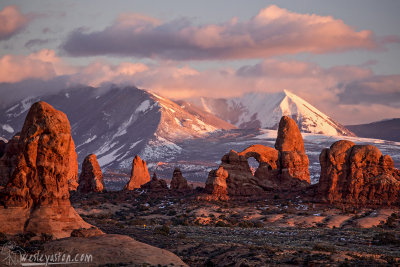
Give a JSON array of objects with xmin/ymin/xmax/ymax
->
[{"xmin": 187, "ymin": 90, "xmax": 354, "ymax": 136}]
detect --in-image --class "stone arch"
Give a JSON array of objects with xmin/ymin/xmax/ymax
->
[{"xmin": 238, "ymin": 144, "xmax": 279, "ymax": 170}]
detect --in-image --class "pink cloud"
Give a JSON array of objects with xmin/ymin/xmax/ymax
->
[
  {"xmin": 0, "ymin": 5, "xmax": 30, "ymax": 40},
  {"xmin": 1, "ymin": 49, "xmax": 398, "ymax": 124},
  {"xmin": 0, "ymin": 50, "xmax": 58, "ymax": 83},
  {"xmin": 62, "ymin": 5, "xmax": 381, "ymax": 60}
]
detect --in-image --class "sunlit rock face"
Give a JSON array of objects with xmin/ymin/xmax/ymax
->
[
  {"xmin": 123, "ymin": 155, "xmax": 151, "ymax": 190},
  {"xmin": 0, "ymin": 101, "xmax": 96, "ymax": 238},
  {"xmin": 317, "ymin": 140, "xmax": 400, "ymax": 205},
  {"xmin": 205, "ymin": 116, "xmax": 310, "ymax": 199}
]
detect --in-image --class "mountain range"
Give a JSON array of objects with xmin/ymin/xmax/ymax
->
[
  {"xmin": 346, "ymin": 118, "xmax": 400, "ymax": 142},
  {"xmin": 187, "ymin": 90, "xmax": 354, "ymax": 136},
  {"xmin": 1, "ymin": 86, "xmax": 398, "ymax": 186}
]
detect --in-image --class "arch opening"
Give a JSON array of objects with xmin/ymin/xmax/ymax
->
[{"xmin": 247, "ymin": 157, "xmax": 259, "ymax": 176}]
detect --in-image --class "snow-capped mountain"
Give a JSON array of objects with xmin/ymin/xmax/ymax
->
[
  {"xmin": 0, "ymin": 86, "xmax": 235, "ymax": 170},
  {"xmin": 188, "ymin": 90, "xmax": 354, "ymax": 136}
]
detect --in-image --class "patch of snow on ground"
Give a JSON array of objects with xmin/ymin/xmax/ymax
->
[
  {"xmin": 255, "ymin": 129, "xmax": 277, "ymax": 140},
  {"xmin": 76, "ymin": 135, "xmax": 97, "ymax": 148},
  {"xmin": 6, "ymin": 103, "xmax": 19, "ymax": 113},
  {"xmin": 97, "ymin": 145, "xmax": 125, "ymax": 166},
  {"xmin": 1, "ymin": 124, "xmax": 14, "ymax": 133},
  {"xmin": 113, "ymin": 113, "xmax": 137, "ymax": 138},
  {"xmin": 135, "ymin": 100, "xmax": 151, "ymax": 113},
  {"xmin": 95, "ymin": 141, "xmax": 118, "ymax": 156},
  {"xmin": 130, "ymin": 140, "xmax": 143, "ymax": 149},
  {"xmin": 141, "ymin": 136, "xmax": 182, "ymax": 160}
]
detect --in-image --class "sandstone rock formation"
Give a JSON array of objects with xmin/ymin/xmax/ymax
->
[
  {"xmin": 317, "ymin": 140, "xmax": 400, "ymax": 205},
  {"xmin": 275, "ymin": 116, "xmax": 310, "ymax": 184},
  {"xmin": 0, "ymin": 134, "xmax": 20, "ymax": 187},
  {"xmin": 205, "ymin": 116, "xmax": 310, "ymax": 199},
  {"xmin": 0, "ymin": 139, "xmax": 6, "ymax": 158},
  {"xmin": 205, "ymin": 166, "xmax": 229, "ymax": 200},
  {"xmin": 0, "ymin": 101, "xmax": 94, "ymax": 238},
  {"xmin": 123, "ymin": 155, "xmax": 150, "ymax": 190},
  {"xmin": 44, "ymin": 234, "xmax": 188, "ymax": 266},
  {"xmin": 171, "ymin": 168, "xmax": 191, "ymax": 191},
  {"xmin": 141, "ymin": 173, "xmax": 168, "ymax": 191},
  {"xmin": 78, "ymin": 154, "xmax": 105, "ymax": 193}
]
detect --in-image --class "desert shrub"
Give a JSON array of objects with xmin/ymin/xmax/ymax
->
[
  {"xmin": 238, "ymin": 221, "xmax": 254, "ymax": 228},
  {"xmin": 41, "ymin": 233, "xmax": 53, "ymax": 242},
  {"xmin": 253, "ymin": 221, "xmax": 264, "ymax": 228},
  {"xmin": 167, "ymin": 210, "xmax": 177, "ymax": 216},
  {"xmin": 373, "ymin": 232, "xmax": 400, "ymax": 245},
  {"xmin": 138, "ymin": 204, "xmax": 149, "ymax": 212},
  {"xmin": 226, "ymin": 217, "xmax": 238, "ymax": 225},
  {"xmin": 312, "ymin": 243, "xmax": 337, "ymax": 253},
  {"xmin": 172, "ymin": 216, "xmax": 189, "ymax": 226},
  {"xmin": 177, "ymin": 233, "xmax": 187, "ymax": 239},
  {"xmin": 0, "ymin": 232, "xmax": 8, "ymax": 245},
  {"xmin": 88, "ymin": 200, "xmax": 100, "ymax": 206},
  {"xmin": 128, "ymin": 218, "xmax": 146, "ymax": 225},
  {"xmin": 385, "ymin": 213, "xmax": 398, "ymax": 228},
  {"xmin": 154, "ymin": 224, "xmax": 170, "ymax": 236},
  {"xmin": 215, "ymin": 221, "xmax": 231, "ymax": 227}
]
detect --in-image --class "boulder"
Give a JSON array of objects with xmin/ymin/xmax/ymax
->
[
  {"xmin": 170, "ymin": 168, "xmax": 191, "ymax": 191},
  {"xmin": 123, "ymin": 155, "xmax": 150, "ymax": 190},
  {"xmin": 78, "ymin": 154, "xmax": 104, "ymax": 193},
  {"xmin": 0, "ymin": 134, "xmax": 20, "ymax": 187},
  {"xmin": 317, "ymin": 140, "xmax": 400, "ymax": 205},
  {"xmin": 141, "ymin": 173, "xmax": 168, "ymax": 191},
  {"xmin": 43, "ymin": 234, "xmax": 188, "ymax": 266},
  {"xmin": 205, "ymin": 166, "xmax": 229, "ymax": 200},
  {"xmin": 0, "ymin": 101, "xmax": 96, "ymax": 238}
]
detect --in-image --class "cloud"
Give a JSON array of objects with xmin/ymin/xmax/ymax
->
[
  {"xmin": 338, "ymin": 75, "xmax": 400, "ymax": 107},
  {"xmin": 0, "ymin": 49, "xmax": 75, "ymax": 83},
  {"xmin": 62, "ymin": 5, "xmax": 383, "ymax": 60},
  {"xmin": 25, "ymin": 38, "xmax": 52, "ymax": 49},
  {"xmin": 1, "ymin": 49, "xmax": 398, "ymax": 124},
  {"xmin": 0, "ymin": 5, "xmax": 30, "ymax": 41}
]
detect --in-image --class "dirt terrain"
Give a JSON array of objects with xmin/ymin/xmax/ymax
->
[{"xmin": 67, "ymin": 191, "xmax": 400, "ymax": 266}]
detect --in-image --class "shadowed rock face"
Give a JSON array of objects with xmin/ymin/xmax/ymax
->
[
  {"xmin": 141, "ymin": 173, "xmax": 168, "ymax": 191},
  {"xmin": 123, "ymin": 155, "xmax": 151, "ymax": 190},
  {"xmin": 317, "ymin": 140, "xmax": 400, "ymax": 205},
  {"xmin": 0, "ymin": 101, "xmax": 94, "ymax": 238},
  {"xmin": 0, "ymin": 134, "xmax": 20, "ymax": 187},
  {"xmin": 78, "ymin": 154, "xmax": 104, "ymax": 193},
  {"xmin": 0, "ymin": 140, "xmax": 6, "ymax": 158},
  {"xmin": 205, "ymin": 166, "xmax": 229, "ymax": 199},
  {"xmin": 170, "ymin": 168, "xmax": 191, "ymax": 191},
  {"xmin": 205, "ymin": 116, "xmax": 310, "ymax": 199}
]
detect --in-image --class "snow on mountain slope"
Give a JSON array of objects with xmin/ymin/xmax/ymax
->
[
  {"xmin": 189, "ymin": 90, "xmax": 354, "ymax": 136},
  {"xmin": 0, "ymin": 86, "xmax": 235, "ymax": 171}
]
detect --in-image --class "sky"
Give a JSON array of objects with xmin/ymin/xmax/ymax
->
[{"xmin": 0, "ymin": 0, "xmax": 399, "ymax": 124}]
